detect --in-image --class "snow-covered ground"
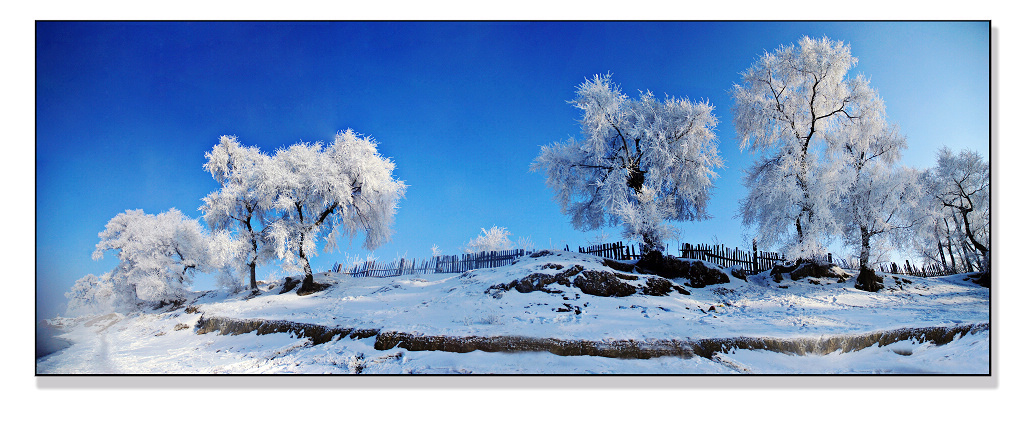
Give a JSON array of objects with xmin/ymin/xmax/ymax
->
[{"xmin": 37, "ymin": 251, "xmax": 990, "ymax": 374}]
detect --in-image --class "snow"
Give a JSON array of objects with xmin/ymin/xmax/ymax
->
[{"xmin": 38, "ymin": 251, "xmax": 989, "ymax": 374}]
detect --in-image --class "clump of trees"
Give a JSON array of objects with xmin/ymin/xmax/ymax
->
[
  {"xmin": 914, "ymin": 147, "xmax": 990, "ymax": 273},
  {"xmin": 732, "ymin": 36, "xmax": 887, "ymax": 260},
  {"xmin": 730, "ymin": 36, "xmax": 989, "ymax": 275},
  {"xmin": 532, "ymin": 74, "xmax": 722, "ymax": 253},
  {"xmin": 67, "ymin": 130, "xmax": 406, "ymax": 316}
]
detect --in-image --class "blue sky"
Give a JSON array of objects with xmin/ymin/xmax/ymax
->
[{"xmin": 35, "ymin": 21, "xmax": 989, "ymax": 319}]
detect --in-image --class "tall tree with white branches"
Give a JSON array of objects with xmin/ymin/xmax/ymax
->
[
  {"xmin": 200, "ymin": 135, "xmax": 276, "ymax": 293},
  {"xmin": 732, "ymin": 36, "xmax": 881, "ymax": 258},
  {"xmin": 266, "ymin": 129, "xmax": 407, "ymax": 295},
  {"xmin": 532, "ymin": 74, "xmax": 721, "ymax": 253},
  {"xmin": 830, "ymin": 108, "xmax": 923, "ymax": 270}
]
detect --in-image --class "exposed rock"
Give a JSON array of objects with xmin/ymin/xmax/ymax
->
[
  {"xmin": 642, "ymin": 276, "xmax": 690, "ymax": 296},
  {"xmin": 280, "ymin": 276, "xmax": 301, "ymax": 294},
  {"xmin": 197, "ymin": 315, "xmax": 987, "ymax": 361},
  {"xmin": 487, "ymin": 265, "xmax": 584, "ymax": 296},
  {"xmin": 488, "ymin": 262, "xmax": 687, "ymax": 298},
  {"xmin": 530, "ymin": 250, "xmax": 555, "ymax": 258},
  {"xmin": 573, "ymin": 270, "xmax": 637, "ymax": 297},
  {"xmin": 770, "ymin": 261, "xmax": 799, "ymax": 280},
  {"xmin": 602, "ymin": 259, "xmax": 637, "ymax": 273},
  {"xmin": 790, "ymin": 260, "xmax": 849, "ymax": 281},
  {"xmin": 770, "ymin": 259, "xmax": 849, "ymax": 283},
  {"xmin": 854, "ymin": 268, "xmax": 885, "ymax": 292},
  {"xmin": 636, "ymin": 250, "xmax": 730, "ymax": 288},
  {"xmin": 728, "ymin": 266, "xmax": 747, "ymax": 281},
  {"xmin": 969, "ymin": 272, "xmax": 991, "ymax": 288}
]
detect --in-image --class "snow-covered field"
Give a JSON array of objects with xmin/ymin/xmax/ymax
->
[{"xmin": 37, "ymin": 251, "xmax": 990, "ymax": 374}]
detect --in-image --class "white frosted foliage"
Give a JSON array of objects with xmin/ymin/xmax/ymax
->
[
  {"xmin": 200, "ymin": 135, "xmax": 278, "ymax": 291},
  {"xmin": 532, "ymin": 74, "xmax": 721, "ymax": 251},
  {"xmin": 732, "ymin": 36, "xmax": 882, "ymax": 258},
  {"xmin": 464, "ymin": 226, "xmax": 514, "ymax": 253},
  {"xmin": 92, "ymin": 209, "xmax": 218, "ymax": 309},
  {"xmin": 264, "ymin": 129, "xmax": 407, "ymax": 282}
]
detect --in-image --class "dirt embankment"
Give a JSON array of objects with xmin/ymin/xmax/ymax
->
[{"xmin": 194, "ymin": 314, "xmax": 987, "ymax": 360}]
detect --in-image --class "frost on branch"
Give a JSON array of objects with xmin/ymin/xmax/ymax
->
[
  {"xmin": 532, "ymin": 74, "xmax": 721, "ymax": 252},
  {"xmin": 92, "ymin": 209, "xmax": 218, "ymax": 310},
  {"xmin": 264, "ymin": 129, "xmax": 407, "ymax": 293},
  {"xmin": 732, "ymin": 36, "xmax": 882, "ymax": 258}
]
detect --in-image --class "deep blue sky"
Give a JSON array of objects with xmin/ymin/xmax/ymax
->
[{"xmin": 35, "ymin": 21, "xmax": 989, "ymax": 319}]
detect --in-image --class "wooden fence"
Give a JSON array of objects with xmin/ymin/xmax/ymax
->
[
  {"xmin": 578, "ymin": 241, "xmax": 642, "ymax": 260},
  {"xmin": 678, "ymin": 243, "xmax": 788, "ymax": 274},
  {"xmin": 334, "ymin": 249, "xmax": 529, "ymax": 278},
  {"xmin": 576, "ymin": 241, "xmax": 789, "ymax": 274},
  {"xmin": 878, "ymin": 260, "xmax": 962, "ymax": 278}
]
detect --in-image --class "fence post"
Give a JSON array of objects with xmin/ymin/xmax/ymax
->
[{"xmin": 752, "ymin": 240, "xmax": 759, "ymax": 273}]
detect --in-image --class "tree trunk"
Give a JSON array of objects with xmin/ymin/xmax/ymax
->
[
  {"xmin": 937, "ymin": 240, "xmax": 948, "ymax": 273},
  {"xmin": 298, "ymin": 233, "xmax": 315, "ymax": 292},
  {"xmin": 946, "ymin": 236, "xmax": 957, "ymax": 272},
  {"xmin": 959, "ymin": 208, "xmax": 989, "ymax": 254},
  {"xmin": 243, "ymin": 214, "xmax": 260, "ymax": 292},
  {"xmin": 795, "ymin": 217, "xmax": 804, "ymax": 245},
  {"xmin": 959, "ymin": 241, "xmax": 975, "ymax": 272},
  {"xmin": 249, "ymin": 260, "xmax": 258, "ymax": 291},
  {"xmin": 859, "ymin": 226, "xmax": 872, "ymax": 270}
]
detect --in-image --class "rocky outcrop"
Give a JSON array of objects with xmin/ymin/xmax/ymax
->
[
  {"xmin": 636, "ymin": 250, "xmax": 731, "ymax": 288},
  {"xmin": 487, "ymin": 262, "xmax": 688, "ymax": 298},
  {"xmin": 771, "ymin": 259, "xmax": 850, "ymax": 283}
]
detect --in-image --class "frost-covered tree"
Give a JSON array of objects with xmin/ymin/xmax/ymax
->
[
  {"xmin": 732, "ymin": 36, "xmax": 881, "ymax": 258},
  {"xmin": 65, "ymin": 273, "xmax": 115, "ymax": 317},
  {"xmin": 265, "ymin": 129, "xmax": 407, "ymax": 294},
  {"xmin": 840, "ymin": 164, "xmax": 923, "ymax": 270},
  {"xmin": 920, "ymin": 147, "xmax": 990, "ymax": 272},
  {"xmin": 93, "ymin": 209, "xmax": 219, "ymax": 309},
  {"xmin": 532, "ymin": 74, "xmax": 721, "ymax": 252},
  {"xmin": 464, "ymin": 226, "xmax": 513, "ymax": 253},
  {"xmin": 200, "ymin": 135, "xmax": 276, "ymax": 293},
  {"xmin": 831, "ymin": 116, "xmax": 921, "ymax": 270}
]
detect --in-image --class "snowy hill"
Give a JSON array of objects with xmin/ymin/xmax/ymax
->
[{"xmin": 37, "ymin": 250, "xmax": 990, "ymax": 374}]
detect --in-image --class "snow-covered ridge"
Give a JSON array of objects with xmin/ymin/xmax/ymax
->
[
  {"xmin": 192, "ymin": 250, "xmax": 988, "ymax": 340},
  {"xmin": 39, "ymin": 250, "xmax": 990, "ymax": 374}
]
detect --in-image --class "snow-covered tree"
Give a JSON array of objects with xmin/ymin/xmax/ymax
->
[
  {"xmin": 830, "ymin": 114, "xmax": 922, "ymax": 270},
  {"xmin": 464, "ymin": 226, "xmax": 513, "ymax": 253},
  {"xmin": 919, "ymin": 147, "xmax": 990, "ymax": 272},
  {"xmin": 200, "ymin": 135, "xmax": 276, "ymax": 293},
  {"xmin": 839, "ymin": 164, "xmax": 923, "ymax": 270},
  {"xmin": 532, "ymin": 74, "xmax": 721, "ymax": 252},
  {"xmin": 65, "ymin": 273, "xmax": 115, "ymax": 317},
  {"xmin": 265, "ymin": 129, "xmax": 407, "ymax": 294},
  {"xmin": 732, "ymin": 36, "xmax": 881, "ymax": 258},
  {"xmin": 93, "ymin": 209, "xmax": 219, "ymax": 309}
]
